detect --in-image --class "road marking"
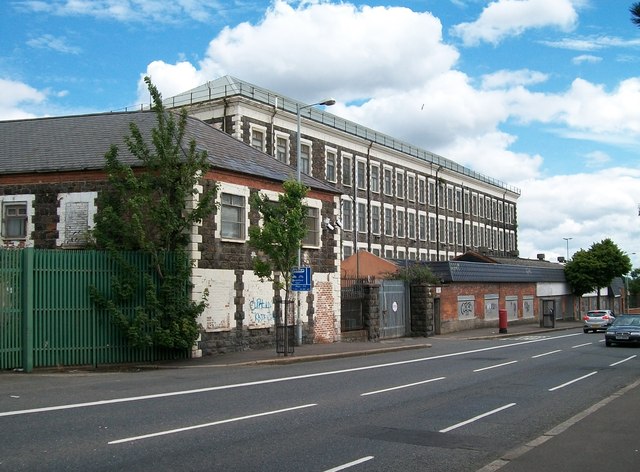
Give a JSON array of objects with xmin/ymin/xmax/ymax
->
[
  {"xmin": 439, "ymin": 403, "xmax": 516, "ymax": 433},
  {"xmin": 531, "ymin": 350, "xmax": 562, "ymax": 358},
  {"xmin": 548, "ymin": 371, "xmax": 598, "ymax": 391},
  {"xmin": 323, "ymin": 456, "xmax": 374, "ymax": 472},
  {"xmin": 108, "ymin": 403, "xmax": 317, "ymax": 444},
  {"xmin": 571, "ymin": 342, "xmax": 592, "ymax": 348},
  {"xmin": 0, "ymin": 332, "xmax": 582, "ymax": 418},
  {"xmin": 610, "ymin": 355, "xmax": 636, "ymax": 367},
  {"xmin": 361, "ymin": 377, "xmax": 445, "ymax": 396},
  {"xmin": 473, "ymin": 361, "xmax": 518, "ymax": 372}
]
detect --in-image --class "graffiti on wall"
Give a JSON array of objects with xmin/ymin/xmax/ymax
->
[{"xmin": 249, "ymin": 298, "xmax": 274, "ymax": 326}]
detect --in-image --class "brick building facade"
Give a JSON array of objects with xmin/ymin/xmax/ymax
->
[{"xmin": 0, "ymin": 111, "xmax": 342, "ymax": 355}]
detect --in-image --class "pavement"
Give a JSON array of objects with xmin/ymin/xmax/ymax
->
[{"xmin": 153, "ymin": 319, "xmax": 640, "ymax": 471}]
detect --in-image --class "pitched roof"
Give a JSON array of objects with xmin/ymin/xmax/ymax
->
[
  {"xmin": 0, "ymin": 111, "xmax": 339, "ymax": 194},
  {"xmin": 422, "ymin": 260, "xmax": 566, "ymax": 283}
]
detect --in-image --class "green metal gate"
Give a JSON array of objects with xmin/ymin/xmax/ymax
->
[{"xmin": 0, "ymin": 248, "xmax": 188, "ymax": 371}]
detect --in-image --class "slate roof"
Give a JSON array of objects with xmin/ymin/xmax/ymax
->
[{"xmin": 0, "ymin": 111, "xmax": 339, "ymax": 194}]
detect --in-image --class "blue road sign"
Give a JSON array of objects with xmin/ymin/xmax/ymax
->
[{"xmin": 291, "ymin": 266, "xmax": 312, "ymax": 291}]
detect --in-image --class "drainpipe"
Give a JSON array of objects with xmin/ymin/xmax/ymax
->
[{"xmin": 366, "ymin": 141, "xmax": 373, "ymax": 253}]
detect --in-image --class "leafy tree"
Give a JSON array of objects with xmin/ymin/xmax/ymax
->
[
  {"xmin": 628, "ymin": 268, "xmax": 640, "ymax": 297},
  {"xmin": 91, "ymin": 76, "xmax": 217, "ymax": 350},
  {"xmin": 386, "ymin": 263, "xmax": 439, "ymax": 285},
  {"xmin": 631, "ymin": 2, "xmax": 640, "ymax": 27},
  {"xmin": 248, "ymin": 179, "xmax": 309, "ymax": 346},
  {"xmin": 564, "ymin": 239, "xmax": 631, "ymax": 308}
]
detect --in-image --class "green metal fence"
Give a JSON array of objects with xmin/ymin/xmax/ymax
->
[{"xmin": 1, "ymin": 248, "xmax": 188, "ymax": 371}]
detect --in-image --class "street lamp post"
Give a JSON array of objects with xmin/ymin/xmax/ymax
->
[
  {"xmin": 294, "ymin": 98, "xmax": 335, "ymax": 346},
  {"xmin": 563, "ymin": 237, "xmax": 572, "ymax": 261}
]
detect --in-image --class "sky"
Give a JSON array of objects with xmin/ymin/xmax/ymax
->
[{"xmin": 2, "ymin": 0, "xmax": 640, "ymax": 267}]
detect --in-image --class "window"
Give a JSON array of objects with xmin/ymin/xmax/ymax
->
[
  {"xmin": 2, "ymin": 202, "xmax": 27, "ymax": 238},
  {"xmin": 276, "ymin": 135, "xmax": 289, "ymax": 163},
  {"xmin": 455, "ymin": 188, "xmax": 462, "ymax": 213},
  {"xmin": 221, "ymin": 193, "xmax": 246, "ymax": 240},
  {"xmin": 57, "ymin": 192, "xmax": 98, "ymax": 248},
  {"xmin": 342, "ymin": 199, "xmax": 353, "ymax": 231},
  {"xmin": 419, "ymin": 214, "xmax": 427, "ymax": 241},
  {"xmin": 384, "ymin": 206, "xmax": 393, "ymax": 236},
  {"xmin": 473, "ymin": 225, "xmax": 478, "ymax": 247},
  {"xmin": 464, "ymin": 191, "xmax": 470, "ymax": 214},
  {"xmin": 472, "ymin": 193, "xmax": 478, "ymax": 216},
  {"xmin": 447, "ymin": 187, "xmax": 454, "ymax": 211},
  {"xmin": 438, "ymin": 184, "xmax": 445, "ymax": 209},
  {"xmin": 383, "ymin": 167, "xmax": 393, "ymax": 196},
  {"xmin": 302, "ymin": 206, "xmax": 320, "ymax": 246},
  {"xmin": 448, "ymin": 220, "xmax": 455, "ymax": 245},
  {"xmin": 370, "ymin": 164, "xmax": 380, "ymax": 193},
  {"xmin": 357, "ymin": 202, "xmax": 366, "ymax": 233},
  {"xmin": 429, "ymin": 216, "xmax": 436, "ymax": 242},
  {"xmin": 396, "ymin": 171, "xmax": 404, "ymax": 199},
  {"xmin": 397, "ymin": 249, "xmax": 406, "ymax": 259},
  {"xmin": 397, "ymin": 208, "xmax": 405, "ymax": 238},
  {"xmin": 343, "ymin": 245, "xmax": 353, "ymax": 259},
  {"xmin": 428, "ymin": 180, "xmax": 435, "ymax": 206},
  {"xmin": 456, "ymin": 221, "xmax": 463, "ymax": 246},
  {"xmin": 326, "ymin": 149, "xmax": 337, "ymax": 182},
  {"xmin": 357, "ymin": 160, "xmax": 366, "ymax": 189},
  {"xmin": 371, "ymin": 205, "xmax": 381, "ymax": 235},
  {"xmin": 300, "ymin": 143, "xmax": 311, "ymax": 175},
  {"xmin": 408, "ymin": 212, "xmax": 416, "ymax": 240},
  {"xmin": 439, "ymin": 218, "xmax": 446, "ymax": 243},
  {"xmin": 342, "ymin": 154, "xmax": 352, "ymax": 186},
  {"xmin": 250, "ymin": 127, "xmax": 265, "ymax": 151},
  {"xmin": 407, "ymin": 174, "xmax": 415, "ymax": 201},
  {"xmin": 385, "ymin": 248, "xmax": 394, "ymax": 259},
  {"xmin": 418, "ymin": 178, "xmax": 426, "ymax": 204}
]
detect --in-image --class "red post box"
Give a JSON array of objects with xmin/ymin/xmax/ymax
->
[{"xmin": 499, "ymin": 308, "xmax": 508, "ymax": 334}]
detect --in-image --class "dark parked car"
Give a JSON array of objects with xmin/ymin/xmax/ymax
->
[
  {"xmin": 583, "ymin": 309, "xmax": 615, "ymax": 333},
  {"xmin": 605, "ymin": 315, "xmax": 640, "ymax": 347}
]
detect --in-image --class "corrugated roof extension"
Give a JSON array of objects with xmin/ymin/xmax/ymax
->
[
  {"xmin": 424, "ymin": 260, "xmax": 566, "ymax": 283},
  {"xmin": 0, "ymin": 111, "xmax": 339, "ymax": 194},
  {"xmin": 163, "ymin": 75, "xmax": 521, "ymax": 196}
]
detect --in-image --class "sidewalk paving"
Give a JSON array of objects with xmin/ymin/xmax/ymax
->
[{"xmin": 157, "ymin": 320, "xmax": 584, "ymax": 369}]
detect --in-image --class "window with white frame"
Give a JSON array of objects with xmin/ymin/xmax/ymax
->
[
  {"xmin": 2, "ymin": 202, "xmax": 28, "ymax": 239},
  {"xmin": 384, "ymin": 206, "xmax": 393, "ymax": 236},
  {"xmin": 418, "ymin": 177, "xmax": 426, "ymax": 204},
  {"xmin": 57, "ymin": 192, "xmax": 98, "ymax": 248},
  {"xmin": 276, "ymin": 135, "xmax": 289, "ymax": 163},
  {"xmin": 342, "ymin": 198, "xmax": 353, "ymax": 231},
  {"xmin": 371, "ymin": 204, "xmax": 381, "ymax": 235},
  {"xmin": 498, "ymin": 201, "xmax": 503, "ymax": 222},
  {"xmin": 396, "ymin": 171, "xmax": 404, "ymax": 199},
  {"xmin": 397, "ymin": 249, "xmax": 406, "ymax": 259},
  {"xmin": 250, "ymin": 126, "xmax": 266, "ymax": 152},
  {"xmin": 455, "ymin": 188, "xmax": 462, "ymax": 213},
  {"xmin": 456, "ymin": 221, "xmax": 463, "ymax": 247},
  {"xmin": 438, "ymin": 183, "xmax": 445, "ymax": 208},
  {"xmin": 464, "ymin": 191, "xmax": 470, "ymax": 214},
  {"xmin": 343, "ymin": 244, "xmax": 353, "ymax": 259},
  {"xmin": 448, "ymin": 219, "xmax": 455, "ymax": 245},
  {"xmin": 300, "ymin": 142, "xmax": 312, "ymax": 176},
  {"xmin": 342, "ymin": 153, "xmax": 352, "ymax": 186},
  {"xmin": 407, "ymin": 174, "xmax": 415, "ymax": 202},
  {"xmin": 302, "ymin": 205, "xmax": 321, "ymax": 247},
  {"xmin": 383, "ymin": 167, "xmax": 393, "ymax": 196},
  {"xmin": 372, "ymin": 246, "xmax": 381, "ymax": 257},
  {"xmin": 472, "ymin": 193, "xmax": 478, "ymax": 216},
  {"xmin": 419, "ymin": 213, "xmax": 427, "ymax": 241},
  {"xmin": 356, "ymin": 159, "xmax": 366, "ymax": 190},
  {"xmin": 396, "ymin": 208, "xmax": 405, "ymax": 238},
  {"xmin": 473, "ymin": 225, "xmax": 478, "ymax": 247},
  {"xmin": 385, "ymin": 247, "xmax": 394, "ymax": 259},
  {"xmin": 428, "ymin": 180, "xmax": 435, "ymax": 206},
  {"xmin": 447, "ymin": 187, "xmax": 454, "ymax": 211},
  {"xmin": 326, "ymin": 149, "xmax": 337, "ymax": 182},
  {"xmin": 357, "ymin": 201, "xmax": 367, "ymax": 233},
  {"xmin": 465, "ymin": 222, "xmax": 470, "ymax": 247},
  {"xmin": 221, "ymin": 193, "xmax": 246, "ymax": 240},
  {"xmin": 370, "ymin": 163, "xmax": 380, "ymax": 193},
  {"xmin": 408, "ymin": 211, "xmax": 416, "ymax": 240},
  {"xmin": 439, "ymin": 217, "xmax": 446, "ymax": 243},
  {"xmin": 429, "ymin": 215, "xmax": 436, "ymax": 242}
]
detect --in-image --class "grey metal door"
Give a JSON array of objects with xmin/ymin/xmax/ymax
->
[{"xmin": 380, "ymin": 280, "xmax": 408, "ymax": 338}]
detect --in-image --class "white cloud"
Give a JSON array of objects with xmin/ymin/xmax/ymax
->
[
  {"xmin": 27, "ymin": 34, "xmax": 81, "ymax": 54},
  {"xmin": 572, "ymin": 54, "xmax": 602, "ymax": 65},
  {"xmin": 0, "ymin": 78, "xmax": 47, "ymax": 120},
  {"xmin": 14, "ymin": 0, "xmax": 229, "ymax": 24},
  {"xmin": 481, "ymin": 69, "xmax": 548, "ymax": 89},
  {"xmin": 583, "ymin": 150, "xmax": 610, "ymax": 168},
  {"xmin": 451, "ymin": 0, "xmax": 579, "ymax": 46},
  {"xmin": 516, "ymin": 169, "xmax": 640, "ymax": 262}
]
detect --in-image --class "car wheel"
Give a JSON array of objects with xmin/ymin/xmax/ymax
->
[
  {"xmin": 605, "ymin": 339, "xmax": 612, "ymax": 347},
  {"xmin": 583, "ymin": 329, "xmax": 589, "ymax": 333}
]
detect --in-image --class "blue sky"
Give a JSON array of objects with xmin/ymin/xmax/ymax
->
[{"xmin": 2, "ymin": 0, "xmax": 640, "ymax": 266}]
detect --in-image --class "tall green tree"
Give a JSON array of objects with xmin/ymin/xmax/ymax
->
[
  {"xmin": 631, "ymin": 2, "xmax": 640, "ymax": 26},
  {"xmin": 91, "ymin": 76, "xmax": 217, "ymax": 350},
  {"xmin": 248, "ymin": 179, "xmax": 309, "ymax": 344},
  {"xmin": 564, "ymin": 238, "xmax": 631, "ymax": 309}
]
